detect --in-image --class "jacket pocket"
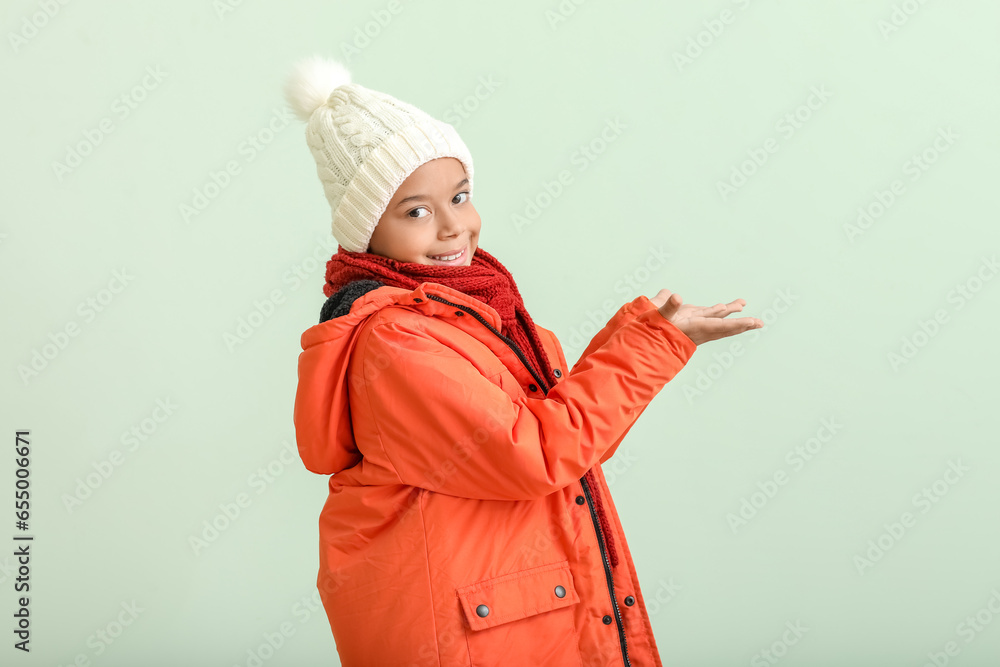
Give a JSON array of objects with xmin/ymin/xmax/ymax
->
[{"xmin": 456, "ymin": 559, "xmax": 584, "ymax": 667}]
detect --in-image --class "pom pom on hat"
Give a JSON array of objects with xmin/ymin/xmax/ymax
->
[{"xmin": 283, "ymin": 55, "xmax": 352, "ymax": 122}]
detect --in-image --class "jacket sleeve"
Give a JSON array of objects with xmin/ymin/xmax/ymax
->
[
  {"xmin": 353, "ymin": 307, "xmax": 697, "ymax": 501},
  {"xmin": 540, "ymin": 295, "xmax": 659, "ymax": 467},
  {"xmin": 570, "ymin": 295, "xmax": 658, "ymax": 375}
]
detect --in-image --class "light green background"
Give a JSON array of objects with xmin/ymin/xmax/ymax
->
[{"xmin": 3, "ymin": 0, "xmax": 999, "ymax": 665}]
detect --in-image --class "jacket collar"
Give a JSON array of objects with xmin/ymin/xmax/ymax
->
[{"xmin": 302, "ymin": 281, "xmax": 503, "ymax": 350}]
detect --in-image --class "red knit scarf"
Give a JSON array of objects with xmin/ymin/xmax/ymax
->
[{"xmin": 324, "ymin": 244, "xmax": 620, "ymax": 568}]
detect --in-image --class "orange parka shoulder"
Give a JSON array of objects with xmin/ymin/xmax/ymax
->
[{"xmin": 293, "ymin": 280, "xmax": 697, "ymax": 667}]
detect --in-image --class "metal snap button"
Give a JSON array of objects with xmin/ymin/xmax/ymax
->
[
  {"xmin": 554, "ymin": 585, "xmax": 566, "ymax": 598},
  {"xmin": 528, "ymin": 383, "xmax": 538, "ymax": 392},
  {"xmin": 553, "ymin": 368, "xmax": 562, "ymax": 377},
  {"xmin": 575, "ymin": 495, "xmax": 585, "ymax": 505},
  {"xmin": 624, "ymin": 596, "xmax": 635, "ymax": 606},
  {"xmin": 476, "ymin": 604, "xmax": 489, "ymax": 617},
  {"xmin": 602, "ymin": 615, "xmax": 613, "ymax": 625},
  {"xmin": 454, "ymin": 310, "xmax": 464, "ymax": 316},
  {"xmin": 413, "ymin": 297, "xmax": 422, "ymax": 302}
]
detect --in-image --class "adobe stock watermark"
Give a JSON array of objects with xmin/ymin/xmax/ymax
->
[
  {"xmin": 681, "ymin": 287, "xmax": 797, "ymax": 404},
  {"xmin": 717, "ymin": 85, "xmax": 832, "ymax": 202},
  {"xmin": 52, "ymin": 66, "xmax": 168, "ymax": 182},
  {"xmin": 440, "ymin": 75, "xmax": 502, "ymax": 129},
  {"xmin": 853, "ymin": 459, "xmax": 969, "ymax": 575},
  {"xmin": 878, "ymin": 0, "xmax": 932, "ymax": 40},
  {"xmin": 887, "ymin": 255, "xmax": 997, "ymax": 371},
  {"xmin": 602, "ymin": 448, "xmax": 638, "ymax": 488},
  {"xmin": 338, "ymin": 0, "xmax": 415, "ymax": 63},
  {"xmin": 224, "ymin": 234, "xmax": 338, "ymax": 351},
  {"xmin": 511, "ymin": 117, "xmax": 626, "ymax": 233},
  {"xmin": 8, "ymin": 0, "xmax": 73, "ymax": 54},
  {"xmin": 411, "ymin": 403, "xmax": 512, "ymax": 500},
  {"xmin": 213, "ymin": 0, "xmax": 249, "ymax": 20},
  {"xmin": 644, "ymin": 577, "xmax": 683, "ymax": 617},
  {"xmin": 843, "ymin": 126, "xmax": 958, "ymax": 244},
  {"xmin": 17, "ymin": 268, "xmax": 135, "ymax": 386},
  {"xmin": 544, "ymin": 0, "xmax": 595, "ymax": 30},
  {"xmin": 750, "ymin": 620, "xmax": 809, "ymax": 667},
  {"xmin": 188, "ymin": 439, "xmax": 298, "ymax": 556},
  {"xmin": 61, "ymin": 398, "xmax": 179, "ymax": 513},
  {"xmin": 515, "ymin": 525, "xmax": 561, "ymax": 569},
  {"xmin": 230, "ymin": 583, "xmax": 348, "ymax": 667},
  {"xmin": 561, "ymin": 246, "xmax": 671, "ymax": 360},
  {"xmin": 509, "ymin": 472, "xmax": 641, "ymax": 569},
  {"xmin": 918, "ymin": 588, "xmax": 1000, "ymax": 667},
  {"xmin": 726, "ymin": 416, "xmax": 843, "ymax": 534},
  {"xmin": 55, "ymin": 600, "xmax": 144, "ymax": 666},
  {"xmin": 179, "ymin": 106, "xmax": 295, "ymax": 223},
  {"xmin": 672, "ymin": 0, "xmax": 757, "ymax": 72}
]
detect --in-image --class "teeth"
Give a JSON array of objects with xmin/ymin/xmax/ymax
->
[{"xmin": 430, "ymin": 249, "xmax": 463, "ymax": 261}]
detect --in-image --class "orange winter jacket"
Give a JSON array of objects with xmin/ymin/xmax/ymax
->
[{"xmin": 293, "ymin": 280, "xmax": 697, "ymax": 667}]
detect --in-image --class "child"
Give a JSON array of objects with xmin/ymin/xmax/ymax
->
[{"xmin": 285, "ymin": 55, "xmax": 762, "ymax": 667}]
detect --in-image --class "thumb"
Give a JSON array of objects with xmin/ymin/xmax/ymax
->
[{"xmin": 657, "ymin": 292, "xmax": 682, "ymax": 321}]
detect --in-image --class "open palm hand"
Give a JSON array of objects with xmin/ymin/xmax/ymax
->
[{"xmin": 648, "ymin": 289, "xmax": 763, "ymax": 346}]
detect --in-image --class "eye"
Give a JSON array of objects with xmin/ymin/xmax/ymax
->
[
  {"xmin": 407, "ymin": 206, "xmax": 430, "ymax": 219},
  {"xmin": 453, "ymin": 191, "xmax": 470, "ymax": 204}
]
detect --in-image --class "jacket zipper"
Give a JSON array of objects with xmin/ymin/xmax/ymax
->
[
  {"xmin": 581, "ymin": 475, "xmax": 631, "ymax": 667},
  {"xmin": 425, "ymin": 292, "xmax": 631, "ymax": 667}
]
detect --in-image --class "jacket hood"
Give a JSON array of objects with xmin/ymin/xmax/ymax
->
[
  {"xmin": 293, "ymin": 279, "xmax": 505, "ymax": 475},
  {"xmin": 318, "ymin": 279, "xmax": 385, "ymax": 324}
]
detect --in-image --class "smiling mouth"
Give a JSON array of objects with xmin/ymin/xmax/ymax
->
[{"xmin": 428, "ymin": 246, "xmax": 467, "ymax": 263}]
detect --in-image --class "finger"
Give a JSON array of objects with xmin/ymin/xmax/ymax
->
[
  {"xmin": 648, "ymin": 288, "xmax": 673, "ymax": 308},
  {"xmin": 696, "ymin": 316, "xmax": 762, "ymax": 342},
  {"xmin": 658, "ymin": 292, "xmax": 683, "ymax": 321},
  {"xmin": 694, "ymin": 299, "xmax": 746, "ymax": 319}
]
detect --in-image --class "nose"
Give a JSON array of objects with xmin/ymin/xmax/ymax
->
[{"xmin": 437, "ymin": 206, "xmax": 464, "ymax": 239}]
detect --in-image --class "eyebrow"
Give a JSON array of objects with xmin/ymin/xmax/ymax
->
[{"xmin": 394, "ymin": 179, "xmax": 470, "ymax": 209}]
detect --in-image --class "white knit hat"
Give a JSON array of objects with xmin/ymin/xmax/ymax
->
[{"xmin": 283, "ymin": 56, "xmax": 475, "ymax": 253}]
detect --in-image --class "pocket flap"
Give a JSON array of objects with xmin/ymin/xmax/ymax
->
[{"xmin": 456, "ymin": 559, "xmax": 580, "ymax": 631}]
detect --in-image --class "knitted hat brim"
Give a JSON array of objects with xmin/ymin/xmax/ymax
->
[{"xmin": 333, "ymin": 120, "xmax": 475, "ymax": 252}]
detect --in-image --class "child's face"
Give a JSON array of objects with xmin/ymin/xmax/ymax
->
[{"xmin": 367, "ymin": 157, "xmax": 480, "ymax": 266}]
